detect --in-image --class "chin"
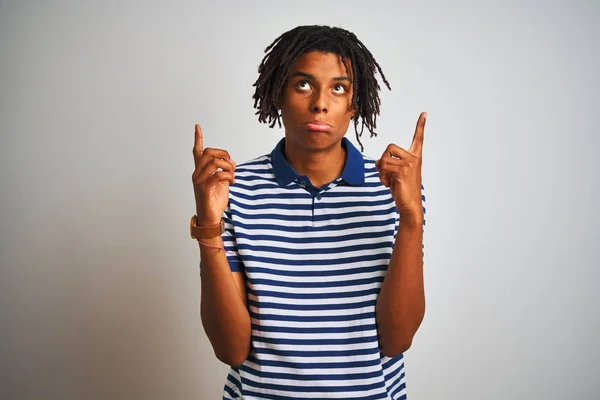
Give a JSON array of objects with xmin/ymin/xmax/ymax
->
[{"xmin": 302, "ymin": 138, "xmax": 342, "ymax": 153}]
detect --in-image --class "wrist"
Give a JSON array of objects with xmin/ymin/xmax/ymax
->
[
  {"xmin": 197, "ymin": 236, "xmax": 225, "ymax": 246},
  {"xmin": 399, "ymin": 211, "xmax": 424, "ymax": 227},
  {"xmin": 196, "ymin": 213, "xmax": 222, "ymax": 227}
]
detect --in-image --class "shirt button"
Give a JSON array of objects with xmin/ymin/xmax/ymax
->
[
  {"xmin": 316, "ymin": 194, "xmax": 322, "ymax": 200},
  {"xmin": 299, "ymin": 181, "xmax": 306, "ymax": 188}
]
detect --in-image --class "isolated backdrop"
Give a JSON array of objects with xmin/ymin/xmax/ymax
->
[{"xmin": 1, "ymin": 1, "xmax": 599, "ymax": 399}]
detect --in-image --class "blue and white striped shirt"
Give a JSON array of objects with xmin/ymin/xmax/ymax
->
[{"xmin": 220, "ymin": 137, "xmax": 425, "ymax": 399}]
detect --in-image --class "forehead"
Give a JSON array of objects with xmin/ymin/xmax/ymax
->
[{"xmin": 289, "ymin": 51, "xmax": 352, "ymax": 77}]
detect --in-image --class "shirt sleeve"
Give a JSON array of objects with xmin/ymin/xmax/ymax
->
[{"xmin": 221, "ymin": 203, "xmax": 244, "ymax": 273}]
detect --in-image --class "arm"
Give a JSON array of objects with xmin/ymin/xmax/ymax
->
[
  {"xmin": 374, "ymin": 112, "xmax": 427, "ymax": 357},
  {"xmin": 375, "ymin": 212, "xmax": 425, "ymax": 357},
  {"xmin": 192, "ymin": 124, "xmax": 251, "ymax": 367},
  {"xmin": 199, "ymin": 241, "xmax": 251, "ymax": 367}
]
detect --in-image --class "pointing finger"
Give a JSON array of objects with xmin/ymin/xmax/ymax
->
[
  {"xmin": 193, "ymin": 124, "xmax": 203, "ymax": 167},
  {"xmin": 409, "ymin": 112, "xmax": 426, "ymax": 157}
]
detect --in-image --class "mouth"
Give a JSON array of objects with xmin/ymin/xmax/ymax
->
[{"xmin": 305, "ymin": 120, "xmax": 331, "ymax": 132}]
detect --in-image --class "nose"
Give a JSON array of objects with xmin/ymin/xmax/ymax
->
[{"xmin": 310, "ymin": 89, "xmax": 328, "ymax": 113}]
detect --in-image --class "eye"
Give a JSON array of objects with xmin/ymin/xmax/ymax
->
[
  {"xmin": 297, "ymin": 80, "xmax": 311, "ymax": 91},
  {"xmin": 333, "ymin": 84, "xmax": 346, "ymax": 94}
]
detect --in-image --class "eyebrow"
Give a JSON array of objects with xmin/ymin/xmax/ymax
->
[{"xmin": 290, "ymin": 71, "xmax": 352, "ymax": 82}]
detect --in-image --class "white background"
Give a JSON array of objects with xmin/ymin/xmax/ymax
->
[{"xmin": 1, "ymin": 0, "xmax": 599, "ymax": 399}]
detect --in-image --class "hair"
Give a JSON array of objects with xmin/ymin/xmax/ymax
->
[{"xmin": 252, "ymin": 25, "xmax": 391, "ymax": 152}]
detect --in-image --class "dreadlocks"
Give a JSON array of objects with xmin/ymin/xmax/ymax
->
[{"xmin": 252, "ymin": 25, "xmax": 391, "ymax": 152}]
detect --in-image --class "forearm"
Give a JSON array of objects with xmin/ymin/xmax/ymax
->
[
  {"xmin": 376, "ymin": 213, "xmax": 425, "ymax": 357},
  {"xmin": 199, "ymin": 237, "xmax": 251, "ymax": 367}
]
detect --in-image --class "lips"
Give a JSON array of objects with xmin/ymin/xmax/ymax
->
[{"xmin": 305, "ymin": 120, "xmax": 331, "ymax": 132}]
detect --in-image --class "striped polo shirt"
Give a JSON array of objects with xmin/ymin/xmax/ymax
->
[{"xmin": 220, "ymin": 137, "xmax": 425, "ymax": 400}]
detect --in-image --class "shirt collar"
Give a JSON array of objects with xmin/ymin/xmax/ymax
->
[{"xmin": 271, "ymin": 137, "xmax": 365, "ymax": 187}]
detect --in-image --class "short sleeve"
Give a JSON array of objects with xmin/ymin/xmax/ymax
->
[{"xmin": 221, "ymin": 203, "xmax": 244, "ymax": 273}]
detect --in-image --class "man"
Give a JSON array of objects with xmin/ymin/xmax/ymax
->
[{"xmin": 191, "ymin": 25, "xmax": 426, "ymax": 400}]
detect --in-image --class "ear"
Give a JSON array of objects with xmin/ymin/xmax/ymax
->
[{"xmin": 349, "ymin": 107, "xmax": 357, "ymax": 119}]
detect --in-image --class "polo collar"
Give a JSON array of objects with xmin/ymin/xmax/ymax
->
[{"xmin": 271, "ymin": 137, "xmax": 365, "ymax": 187}]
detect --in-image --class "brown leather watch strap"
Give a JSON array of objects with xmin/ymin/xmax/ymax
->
[{"xmin": 190, "ymin": 216, "xmax": 225, "ymax": 239}]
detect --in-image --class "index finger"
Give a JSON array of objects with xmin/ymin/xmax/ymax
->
[
  {"xmin": 193, "ymin": 124, "xmax": 203, "ymax": 167},
  {"xmin": 408, "ymin": 112, "xmax": 426, "ymax": 157}
]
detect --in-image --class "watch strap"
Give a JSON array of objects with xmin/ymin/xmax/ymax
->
[{"xmin": 190, "ymin": 216, "xmax": 225, "ymax": 239}]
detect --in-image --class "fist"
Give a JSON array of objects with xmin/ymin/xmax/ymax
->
[{"xmin": 192, "ymin": 124, "xmax": 236, "ymax": 226}]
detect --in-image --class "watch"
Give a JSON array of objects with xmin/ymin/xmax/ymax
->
[{"xmin": 190, "ymin": 215, "xmax": 225, "ymax": 239}]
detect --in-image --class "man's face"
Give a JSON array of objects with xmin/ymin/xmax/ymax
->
[{"xmin": 280, "ymin": 51, "xmax": 356, "ymax": 154}]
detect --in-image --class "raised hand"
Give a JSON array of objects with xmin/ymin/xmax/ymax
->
[
  {"xmin": 375, "ymin": 112, "xmax": 426, "ymax": 218},
  {"xmin": 192, "ymin": 124, "xmax": 236, "ymax": 226}
]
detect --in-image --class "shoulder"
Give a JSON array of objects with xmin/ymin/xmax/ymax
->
[
  {"xmin": 361, "ymin": 154, "xmax": 386, "ymax": 188},
  {"xmin": 229, "ymin": 154, "xmax": 278, "ymax": 200},
  {"xmin": 234, "ymin": 154, "xmax": 272, "ymax": 174},
  {"xmin": 232, "ymin": 154, "xmax": 275, "ymax": 184}
]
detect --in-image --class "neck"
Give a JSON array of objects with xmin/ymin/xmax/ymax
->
[{"xmin": 284, "ymin": 141, "xmax": 346, "ymax": 188}]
